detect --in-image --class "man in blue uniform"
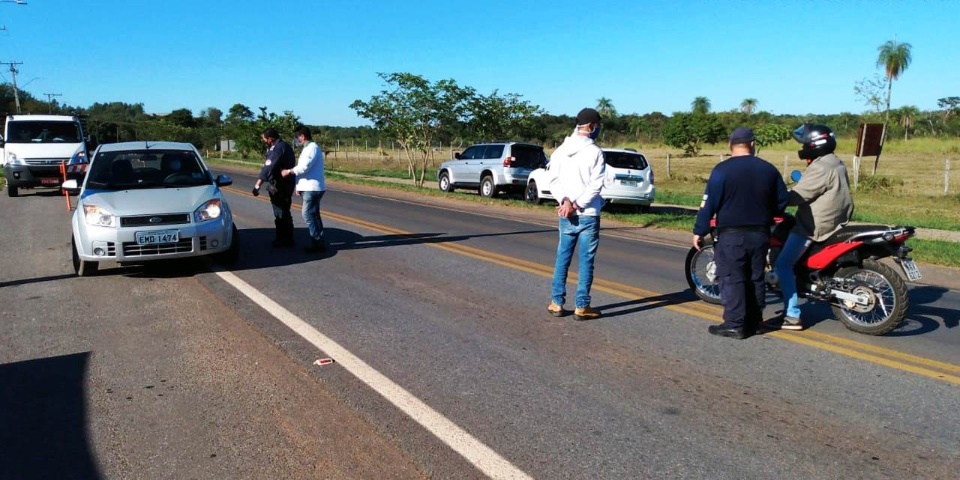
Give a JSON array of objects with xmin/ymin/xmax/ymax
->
[
  {"xmin": 252, "ymin": 128, "xmax": 296, "ymax": 247},
  {"xmin": 692, "ymin": 128, "xmax": 789, "ymax": 339}
]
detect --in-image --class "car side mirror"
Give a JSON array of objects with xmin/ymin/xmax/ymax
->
[
  {"xmin": 215, "ymin": 174, "xmax": 233, "ymax": 187},
  {"xmin": 61, "ymin": 179, "xmax": 80, "ymax": 194},
  {"xmin": 790, "ymin": 170, "xmax": 802, "ymax": 183},
  {"xmin": 454, "ymin": 152, "xmax": 462, "ymax": 159}
]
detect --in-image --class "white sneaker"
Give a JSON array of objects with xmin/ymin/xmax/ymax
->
[{"xmin": 781, "ymin": 316, "xmax": 804, "ymax": 331}]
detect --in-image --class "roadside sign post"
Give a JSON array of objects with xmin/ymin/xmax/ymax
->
[{"xmin": 855, "ymin": 123, "xmax": 884, "ymax": 186}]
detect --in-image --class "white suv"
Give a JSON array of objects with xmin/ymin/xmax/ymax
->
[
  {"xmin": 525, "ymin": 148, "xmax": 656, "ymax": 212},
  {"xmin": 436, "ymin": 142, "xmax": 547, "ymax": 198}
]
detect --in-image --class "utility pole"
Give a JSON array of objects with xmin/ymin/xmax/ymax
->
[
  {"xmin": 1, "ymin": 61, "xmax": 23, "ymax": 113},
  {"xmin": 43, "ymin": 92, "xmax": 61, "ymax": 113}
]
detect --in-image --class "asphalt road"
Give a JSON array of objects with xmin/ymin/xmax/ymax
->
[{"xmin": 1, "ymin": 169, "xmax": 958, "ymax": 479}]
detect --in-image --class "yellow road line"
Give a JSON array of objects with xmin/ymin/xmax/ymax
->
[{"xmin": 224, "ymin": 186, "xmax": 960, "ymax": 386}]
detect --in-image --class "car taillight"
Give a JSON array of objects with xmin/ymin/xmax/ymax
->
[
  {"xmin": 503, "ymin": 156, "xmax": 514, "ymax": 167},
  {"xmin": 650, "ymin": 171, "xmax": 655, "ymax": 185}
]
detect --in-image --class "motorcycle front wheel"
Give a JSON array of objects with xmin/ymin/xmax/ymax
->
[
  {"xmin": 685, "ymin": 245, "xmax": 722, "ymax": 304},
  {"xmin": 831, "ymin": 259, "xmax": 909, "ymax": 335}
]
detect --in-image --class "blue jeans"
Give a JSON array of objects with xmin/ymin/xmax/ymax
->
[
  {"xmin": 301, "ymin": 190, "xmax": 325, "ymax": 244},
  {"xmin": 551, "ymin": 215, "xmax": 600, "ymax": 308},
  {"xmin": 774, "ymin": 233, "xmax": 812, "ymax": 319}
]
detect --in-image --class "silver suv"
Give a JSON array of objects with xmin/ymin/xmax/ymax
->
[{"xmin": 436, "ymin": 142, "xmax": 547, "ymax": 198}]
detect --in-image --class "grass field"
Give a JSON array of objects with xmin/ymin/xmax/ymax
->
[
  {"xmin": 294, "ymin": 136, "xmax": 960, "ymax": 230},
  {"xmin": 207, "ymin": 136, "xmax": 960, "ymax": 267}
]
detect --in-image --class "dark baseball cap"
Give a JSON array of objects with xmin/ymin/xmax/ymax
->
[
  {"xmin": 575, "ymin": 107, "xmax": 602, "ymax": 125},
  {"xmin": 729, "ymin": 127, "xmax": 755, "ymax": 144}
]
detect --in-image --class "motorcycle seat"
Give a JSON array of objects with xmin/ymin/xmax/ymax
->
[{"xmin": 822, "ymin": 224, "xmax": 891, "ymax": 244}]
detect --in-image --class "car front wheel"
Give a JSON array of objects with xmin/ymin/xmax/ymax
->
[
  {"xmin": 216, "ymin": 224, "xmax": 240, "ymax": 265},
  {"xmin": 6, "ymin": 183, "xmax": 18, "ymax": 197},
  {"xmin": 438, "ymin": 171, "xmax": 455, "ymax": 193},
  {"xmin": 72, "ymin": 236, "xmax": 99, "ymax": 277}
]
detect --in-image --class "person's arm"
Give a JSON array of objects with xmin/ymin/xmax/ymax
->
[
  {"xmin": 787, "ymin": 162, "xmax": 828, "ymax": 206},
  {"xmin": 776, "ymin": 175, "xmax": 789, "ymax": 214},
  {"xmin": 254, "ymin": 149, "xmax": 275, "ymax": 193},
  {"xmin": 693, "ymin": 170, "xmax": 722, "ymax": 237}
]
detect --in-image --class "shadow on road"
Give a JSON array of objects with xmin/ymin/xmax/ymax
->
[
  {"xmin": 594, "ymin": 290, "xmax": 700, "ymax": 319},
  {"xmin": 0, "ymin": 273, "xmax": 76, "ymax": 288},
  {"xmin": 219, "ymin": 226, "xmax": 555, "ymax": 272},
  {"xmin": 0, "ymin": 352, "xmax": 101, "ymax": 480},
  {"xmin": 887, "ymin": 285, "xmax": 958, "ymax": 336}
]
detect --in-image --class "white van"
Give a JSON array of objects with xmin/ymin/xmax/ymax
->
[{"xmin": 1, "ymin": 114, "xmax": 89, "ymax": 197}]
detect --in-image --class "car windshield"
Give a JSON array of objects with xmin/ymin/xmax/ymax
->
[
  {"xmin": 85, "ymin": 149, "xmax": 211, "ymax": 190},
  {"xmin": 5, "ymin": 120, "xmax": 81, "ymax": 144},
  {"xmin": 604, "ymin": 151, "xmax": 649, "ymax": 170}
]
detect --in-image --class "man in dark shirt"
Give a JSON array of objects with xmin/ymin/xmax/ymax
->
[
  {"xmin": 693, "ymin": 128, "xmax": 789, "ymax": 339},
  {"xmin": 253, "ymin": 128, "xmax": 296, "ymax": 247}
]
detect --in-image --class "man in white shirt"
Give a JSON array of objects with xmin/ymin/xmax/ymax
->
[
  {"xmin": 281, "ymin": 125, "xmax": 327, "ymax": 253},
  {"xmin": 546, "ymin": 108, "xmax": 606, "ymax": 321}
]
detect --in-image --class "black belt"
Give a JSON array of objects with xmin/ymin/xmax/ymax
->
[{"xmin": 717, "ymin": 225, "xmax": 768, "ymax": 234}]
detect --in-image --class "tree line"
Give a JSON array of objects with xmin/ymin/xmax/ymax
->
[{"xmin": 2, "ymin": 77, "xmax": 957, "ymax": 163}]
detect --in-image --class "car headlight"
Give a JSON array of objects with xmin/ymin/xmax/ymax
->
[
  {"xmin": 194, "ymin": 199, "xmax": 222, "ymax": 222},
  {"xmin": 68, "ymin": 150, "xmax": 87, "ymax": 165},
  {"xmin": 7, "ymin": 153, "xmax": 24, "ymax": 166},
  {"xmin": 83, "ymin": 204, "xmax": 116, "ymax": 227}
]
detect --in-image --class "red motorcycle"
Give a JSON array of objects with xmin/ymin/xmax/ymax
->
[{"xmin": 684, "ymin": 214, "xmax": 922, "ymax": 335}]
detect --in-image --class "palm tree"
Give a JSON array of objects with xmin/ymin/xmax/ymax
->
[
  {"xmin": 874, "ymin": 37, "xmax": 912, "ymax": 174},
  {"xmin": 596, "ymin": 97, "xmax": 617, "ymax": 119},
  {"xmin": 691, "ymin": 96, "xmax": 711, "ymax": 115},
  {"xmin": 897, "ymin": 105, "xmax": 920, "ymax": 140},
  {"xmin": 740, "ymin": 98, "xmax": 758, "ymax": 115}
]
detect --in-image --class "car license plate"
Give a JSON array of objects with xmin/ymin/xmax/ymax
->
[
  {"xmin": 41, "ymin": 177, "xmax": 61, "ymax": 185},
  {"xmin": 136, "ymin": 230, "xmax": 179, "ymax": 245},
  {"xmin": 900, "ymin": 258, "xmax": 922, "ymax": 281},
  {"xmin": 620, "ymin": 180, "xmax": 637, "ymax": 187}
]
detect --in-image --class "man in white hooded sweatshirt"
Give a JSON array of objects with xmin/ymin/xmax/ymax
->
[{"xmin": 546, "ymin": 108, "xmax": 606, "ymax": 321}]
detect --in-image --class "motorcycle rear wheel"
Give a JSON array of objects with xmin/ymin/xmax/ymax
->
[
  {"xmin": 685, "ymin": 245, "xmax": 722, "ymax": 305},
  {"xmin": 831, "ymin": 259, "xmax": 909, "ymax": 335}
]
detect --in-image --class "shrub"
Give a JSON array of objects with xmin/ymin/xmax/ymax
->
[{"xmin": 856, "ymin": 174, "xmax": 904, "ymax": 193}]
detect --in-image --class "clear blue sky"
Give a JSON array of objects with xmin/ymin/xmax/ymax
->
[{"xmin": 1, "ymin": 0, "xmax": 956, "ymax": 126}]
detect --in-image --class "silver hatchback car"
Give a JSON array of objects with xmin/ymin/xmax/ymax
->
[{"xmin": 63, "ymin": 141, "xmax": 239, "ymax": 276}]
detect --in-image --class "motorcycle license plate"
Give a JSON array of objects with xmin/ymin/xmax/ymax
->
[{"xmin": 900, "ymin": 259, "xmax": 922, "ymax": 281}]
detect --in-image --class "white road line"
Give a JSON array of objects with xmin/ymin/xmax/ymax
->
[{"xmin": 213, "ymin": 269, "xmax": 533, "ymax": 480}]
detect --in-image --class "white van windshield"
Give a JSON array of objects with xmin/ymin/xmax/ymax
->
[{"xmin": 6, "ymin": 120, "xmax": 82, "ymax": 144}]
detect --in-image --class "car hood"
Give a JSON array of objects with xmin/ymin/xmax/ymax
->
[
  {"xmin": 4, "ymin": 142, "xmax": 83, "ymax": 159},
  {"xmin": 80, "ymin": 185, "xmax": 219, "ymax": 215}
]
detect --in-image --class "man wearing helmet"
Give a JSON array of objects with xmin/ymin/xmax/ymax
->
[{"xmin": 773, "ymin": 124, "xmax": 854, "ymax": 330}]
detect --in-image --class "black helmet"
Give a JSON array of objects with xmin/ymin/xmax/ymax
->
[{"xmin": 792, "ymin": 123, "xmax": 836, "ymax": 160}]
